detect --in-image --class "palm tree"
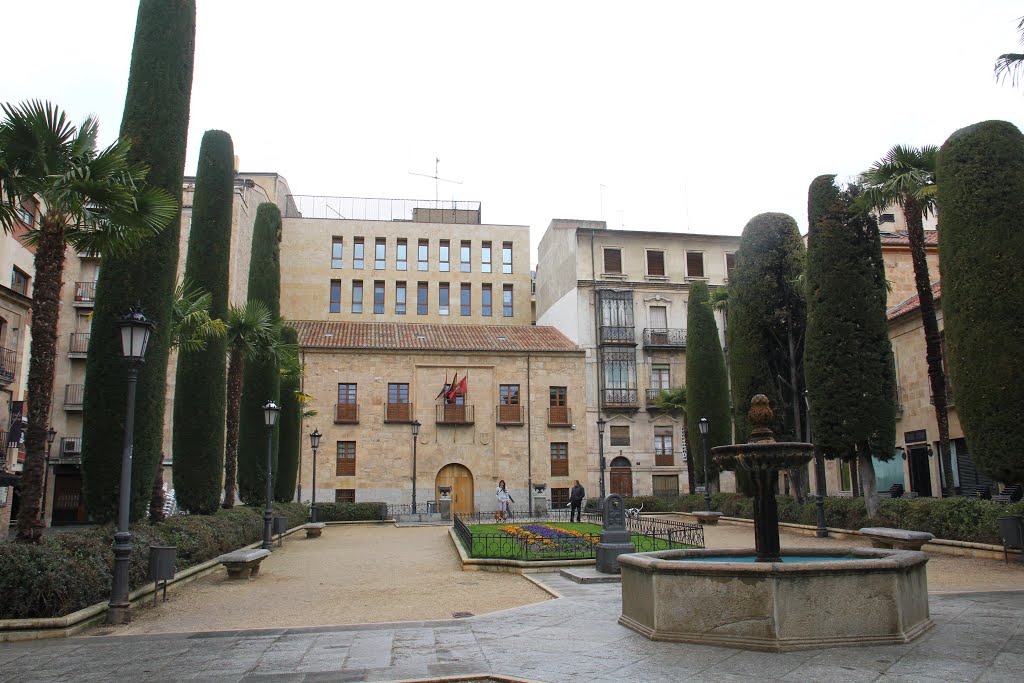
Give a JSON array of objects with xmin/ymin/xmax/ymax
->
[
  {"xmin": 861, "ymin": 144, "xmax": 954, "ymax": 494},
  {"xmin": 995, "ymin": 16, "xmax": 1024, "ymax": 87},
  {"xmin": 171, "ymin": 278, "xmax": 226, "ymax": 352},
  {"xmin": 0, "ymin": 101, "xmax": 175, "ymax": 540}
]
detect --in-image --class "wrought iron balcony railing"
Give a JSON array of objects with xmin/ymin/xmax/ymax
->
[
  {"xmin": 64, "ymin": 384, "xmax": 84, "ymax": 410},
  {"xmin": 547, "ymin": 406, "xmax": 572, "ymax": 427},
  {"xmin": 61, "ymin": 437, "xmax": 82, "ymax": 459},
  {"xmin": 436, "ymin": 404, "xmax": 474, "ymax": 425},
  {"xmin": 599, "ymin": 326, "xmax": 635, "ymax": 345},
  {"xmin": 646, "ymin": 388, "xmax": 668, "ymax": 407},
  {"xmin": 496, "ymin": 404, "xmax": 525, "ymax": 426},
  {"xmin": 602, "ymin": 388, "xmax": 639, "ymax": 409},
  {"xmin": 335, "ymin": 403, "xmax": 359, "ymax": 424},
  {"xmin": 74, "ymin": 281, "xmax": 97, "ymax": 305},
  {"xmin": 384, "ymin": 402, "xmax": 414, "ymax": 423},
  {"xmin": 643, "ymin": 328, "xmax": 686, "ymax": 349},
  {"xmin": 0, "ymin": 346, "xmax": 16, "ymax": 385},
  {"xmin": 68, "ymin": 333, "xmax": 90, "ymax": 357}
]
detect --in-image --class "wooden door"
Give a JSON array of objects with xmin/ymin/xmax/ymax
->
[
  {"xmin": 436, "ymin": 463, "xmax": 474, "ymax": 515},
  {"xmin": 52, "ymin": 472, "xmax": 87, "ymax": 524},
  {"xmin": 610, "ymin": 456, "xmax": 633, "ymax": 497}
]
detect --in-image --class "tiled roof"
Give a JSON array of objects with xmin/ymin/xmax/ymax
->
[
  {"xmin": 291, "ymin": 321, "xmax": 580, "ymax": 352},
  {"xmin": 887, "ymin": 281, "xmax": 941, "ymax": 320},
  {"xmin": 879, "ymin": 230, "xmax": 939, "ymax": 247}
]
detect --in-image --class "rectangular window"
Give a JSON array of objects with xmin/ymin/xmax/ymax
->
[
  {"xmin": 388, "ymin": 382, "xmax": 410, "ymax": 403},
  {"xmin": 460, "ymin": 240, "xmax": 471, "ymax": 272},
  {"xmin": 550, "ymin": 443, "xmax": 569, "ymax": 477},
  {"xmin": 338, "ymin": 383, "xmax": 357, "ymax": 404},
  {"xmin": 549, "ymin": 386, "xmax": 567, "ymax": 406},
  {"xmin": 551, "ymin": 487, "xmax": 569, "ymax": 507},
  {"xmin": 396, "ymin": 238, "xmax": 408, "ymax": 271},
  {"xmin": 330, "ymin": 280, "xmax": 341, "ymax": 313},
  {"xmin": 353, "ymin": 237, "xmax": 364, "ymax": 269},
  {"xmin": 725, "ymin": 253, "xmax": 736, "ymax": 279},
  {"xmin": 651, "ymin": 364, "xmax": 670, "ymax": 390},
  {"xmin": 352, "ymin": 280, "xmax": 363, "ymax": 314},
  {"xmin": 500, "ymin": 384, "xmax": 521, "ymax": 405},
  {"xmin": 502, "ymin": 242, "xmax": 513, "ymax": 273},
  {"xmin": 417, "ymin": 282, "xmax": 429, "ymax": 315},
  {"xmin": 481, "ymin": 241, "xmax": 492, "ymax": 273},
  {"xmin": 460, "ymin": 283, "xmax": 471, "ymax": 316},
  {"xmin": 336, "ymin": 442, "xmax": 356, "ymax": 476},
  {"xmin": 418, "ymin": 239, "xmax": 429, "ymax": 271},
  {"xmin": 502, "ymin": 284, "xmax": 513, "ymax": 317},
  {"xmin": 647, "ymin": 250, "xmax": 666, "ymax": 276},
  {"xmin": 481, "ymin": 283, "xmax": 493, "ymax": 317},
  {"xmin": 655, "ymin": 427, "xmax": 673, "ymax": 466},
  {"xmin": 11, "ymin": 268, "xmax": 29, "ymax": 296},
  {"xmin": 686, "ymin": 251, "xmax": 705, "ymax": 278},
  {"xmin": 374, "ymin": 238, "xmax": 386, "ymax": 270},
  {"xmin": 373, "ymin": 280, "xmax": 385, "ymax": 314},
  {"xmin": 652, "ymin": 475, "xmax": 679, "ymax": 498},
  {"xmin": 650, "ymin": 305, "xmax": 668, "ymax": 330},
  {"xmin": 439, "ymin": 282, "xmax": 450, "ymax": 316},
  {"xmin": 335, "ymin": 488, "xmax": 355, "ymax": 503},
  {"xmin": 395, "ymin": 281, "xmax": 407, "ymax": 315},
  {"xmin": 604, "ymin": 248, "xmax": 622, "ymax": 274},
  {"xmin": 549, "ymin": 386, "xmax": 569, "ymax": 425},
  {"xmin": 439, "ymin": 240, "xmax": 450, "ymax": 272},
  {"xmin": 17, "ymin": 205, "xmax": 35, "ymax": 227},
  {"xmin": 331, "ymin": 237, "xmax": 344, "ymax": 269},
  {"xmin": 610, "ymin": 425, "xmax": 630, "ymax": 447}
]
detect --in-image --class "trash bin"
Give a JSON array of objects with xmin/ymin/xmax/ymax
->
[
  {"xmin": 148, "ymin": 545, "xmax": 177, "ymax": 605},
  {"xmin": 273, "ymin": 516, "xmax": 288, "ymax": 535}
]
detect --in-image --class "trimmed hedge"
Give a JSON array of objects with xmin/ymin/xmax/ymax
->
[
  {"xmin": 313, "ymin": 502, "xmax": 387, "ymax": 522},
  {"xmin": 0, "ymin": 502, "xmax": 306, "ymax": 620}
]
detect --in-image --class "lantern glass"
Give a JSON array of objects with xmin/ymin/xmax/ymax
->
[
  {"xmin": 47, "ymin": 427, "xmax": 57, "ymax": 446},
  {"xmin": 309, "ymin": 428, "xmax": 322, "ymax": 450},
  {"xmin": 596, "ymin": 417, "xmax": 606, "ymax": 437},
  {"xmin": 698, "ymin": 417, "xmax": 709, "ymax": 436},
  {"xmin": 263, "ymin": 400, "xmax": 280, "ymax": 427},
  {"xmin": 411, "ymin": 419, "xmax": 421, "ymax": 437},
  {"xmin": 117, "ymin": 310, "xmax": 154, "ymax": 360}
]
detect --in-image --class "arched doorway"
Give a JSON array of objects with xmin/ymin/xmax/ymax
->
[
  {"xmin": 436, "ymin": 463, "xmax": 474, "ymax": 516},
  {"xmin": 610, "ymin": 456, "xmax": 633, "ymax": 497}
]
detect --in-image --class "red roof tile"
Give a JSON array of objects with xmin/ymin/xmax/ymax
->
[
  {"xmin": 290, "ymin": 321, "xmax": 580, "ymax": 352},
  {"xmin": 887, "ymin": 281, "xmax": 941, "ymax": 320},
  {"xmin": 880, "ymin": 230, "xmax": 939, "ymax": 247}
]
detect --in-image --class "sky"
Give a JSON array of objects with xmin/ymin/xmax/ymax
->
[{"xmin": 5, "ymin": 1, "xmax": 1024, "ymax": 265}]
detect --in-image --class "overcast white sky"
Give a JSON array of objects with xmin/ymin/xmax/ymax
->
[{"xmin": 6, "ymin": 1, "xmax": 1024, "ymax": 265}]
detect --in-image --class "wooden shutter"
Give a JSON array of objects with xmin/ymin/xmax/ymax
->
[
  {"xmin": 604, "ymin": 248, "xmax": 622, "ymax": 274},
  {"xmin": 647, "ymin": 251, "xmax": 665, "ymax": 276}
]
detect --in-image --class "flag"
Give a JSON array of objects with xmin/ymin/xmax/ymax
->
[
  {"xmin": 447, "ymin": 373, "xmax": 468, "ymax": 403},
  {"xmin": 437, "ymin": 372, "xmax": 454, "ymax": 401}
]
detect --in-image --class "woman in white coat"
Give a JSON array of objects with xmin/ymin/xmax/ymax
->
[{"xmin": 495, "ymin": 480, "xmax": 514, "ymax": 520}]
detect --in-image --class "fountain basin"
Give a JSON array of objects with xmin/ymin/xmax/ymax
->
[{"xmin": 619, "ymin": 547, "xmax": 932, "ymax": 652}]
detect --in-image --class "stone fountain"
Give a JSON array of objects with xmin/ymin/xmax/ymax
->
[{"xmin": 618, "ymin": 395, "xmax": 933, "ymax": 652}]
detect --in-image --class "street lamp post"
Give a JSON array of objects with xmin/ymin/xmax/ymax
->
[
  {"xmin": 698, "ymin": 417, "xmax": 712, "ymax": 512},
  {"xmin": 596, "ymin": 417, "xmax": 607, "ymax": 505},
  {"xmin": 410, "ymin": 420, "xmax": 421, "ymax": 512},
  {"xmin": 262, "ymin": 400, "xmax": 280, "ymax": 551},
  {"xmin": 309, "ymin": 429, "xmax": 321, "ymax": 523},
  {"xmin": 107, "ymin": 309, "xmax": 155, "ymax": 625},
  {"xmin": 40, "ymin": 426, "xmax": 57, "ymax": 524}
]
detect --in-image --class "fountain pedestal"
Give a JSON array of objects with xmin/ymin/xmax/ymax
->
[{"xmin": 595, "ymin": 495, "xmax": 635, "ymax": 574}]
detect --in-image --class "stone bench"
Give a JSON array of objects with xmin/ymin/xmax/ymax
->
[
  {"xmin": 217, "ymin": 549, "xmax": 271, "ymax": 579},
  {"xmin": 692, "ymin": 511, "xmax": 724, "ymax": 526},
  {"xmin": 304, "ymin": 522, "xmax": 326, "ymax": 538},
  {"xmin": 859, "ymin": 527, "xmax": 934, "ymax": 551}
]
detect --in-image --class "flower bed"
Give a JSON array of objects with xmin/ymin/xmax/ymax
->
[{"xmin": 500, "ymin": 523, "xmax": 598, "ymax": 553}]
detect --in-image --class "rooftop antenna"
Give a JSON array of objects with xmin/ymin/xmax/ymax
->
[{"xmin": 409, "ymin": 157, "xmax": 462, "ymax": 202}]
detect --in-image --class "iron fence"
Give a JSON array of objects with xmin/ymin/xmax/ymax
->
[
  {"xmin": 386, "ymin": 502, "xmax": 439, "ymax": 517},
  {"xmin": 642, "ymin": 328, "xmax": 686, "ymax": 348},
  {"xmin": 286, "ymin": 196, "xmax": 482, "ymax": 224},
  {"xmin": 0, "ymin": 346, "xmax": 15, "ymax": 384}
]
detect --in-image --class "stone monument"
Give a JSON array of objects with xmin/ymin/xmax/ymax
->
[{"xmin": 596, "ymin": 494, "xmax": 635, "ymax": 573}]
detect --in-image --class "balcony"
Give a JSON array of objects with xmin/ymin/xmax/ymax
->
[
  {"xmin": 599, "ymin": 326, "xmax": 635, "ymax": 345},
  {"xmin": 436, "ymin": 404, "xmax": 474, "ymax": 425},
  {"xmin": 64, "ymin": 384, "xmax": 84, "ymax": 411},
  {"xmin": 496, "ymin": 404, "xmax": 525, "ymax": 426},
  {"xmin": 0, "ymin": 345, "xmax": 16, "ymax": 385},
  {"xmin": 384, "ymin": 402, "xmax": 414, "ymax": 423},
  {"xmin": 334, "ymin": 403, "xmax": 359, "ymax": 424},
  {"xmin": 77, "ymin": 249, "xmax": 100, "ymax": 259},
  {"xmin": 547, "ymin": 406, "xmax": 572, "ymax": 427},
  {"xmin": 602, "ymin": 388, "xmax": 639, "ymax": 409},
  {"xmin": 646, "ymin": 389, "xmax": 669, "ymax": 407},
  {"xmin": 643, "ymin": 328, "xmax": 686, "ymax": 349},
  {"xmin": 655, "ymin": 449, "xmax": 674, "ymax": 467},
  {"xmin": 60, "ymin": 437, "xmax": 82, "ymax": 461},
  {"xmin": 68, "ymin": 333, "xmax": 90, "ymax": 358},
  {"xmin": 73, "ymin": 281, "xmax": 97, "ymax": 307}
]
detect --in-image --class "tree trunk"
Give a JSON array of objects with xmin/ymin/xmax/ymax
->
[
  {"xmin": 903, "ymin": 195, "xmax": 954, "ymax": 495},
  {"xmin": 222, "ymin": 349, "xmax": 245, "ymax": 508},
  {"xmin": 850, "ymin": 456, "xmax": 860, "ymax": 497},
  {"xmin": 786, "ymin": 324, "xmax": 808, "ymax": 503},
  {"xmin": 16, "ymin": 218, "xmax": 66, "ymax": 542},
  {"xmin": 149, "ymin": 464, "xmax": 166, "ymax": 523},
  {"xmin": 858, "ymin": 445, "xmax": 880, "ymax": 517}
]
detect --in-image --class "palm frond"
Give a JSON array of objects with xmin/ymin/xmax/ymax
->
[{"xmin": 171, "ymin": 279, "xmax": 226, "ymax": 352}]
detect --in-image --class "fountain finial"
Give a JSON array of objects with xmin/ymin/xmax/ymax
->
[{"xmin": 748, "ymin": 394, "xmax": 775, "ymax": 443}]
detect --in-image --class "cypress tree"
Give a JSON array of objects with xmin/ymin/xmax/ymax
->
[
  {"xmin": 937, "ymin": 120, "xmax": 1024, "ymax": 485},
  {"xmin": 685, "ymin": 281, "xmax": 731, "ymax": 485},
  {"xmin": 81, "ymin": 0, "xmax": 196, "ymax": 522},
  {"xmin": 804, "ymin": 175, "xmax": 896, "ymax": 513},
  {"xmin": 275, "ymin": 326, "xmax": 301, "ymax": 502},
  {"xmin": 237, "ymin": 203, "xmax": 283, "ymax": 505},
  {"xmin": 171, "ymin": 130, "xmax": 233, "ymax": 514}
]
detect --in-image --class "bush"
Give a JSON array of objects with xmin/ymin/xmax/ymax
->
[{"xmin": 313, "ymin": 502, "xmax": 385, "ymax": 522}]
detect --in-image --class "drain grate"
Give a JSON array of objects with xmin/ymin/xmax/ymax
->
[{"xmin": 451, "ymin": 611, "xmax": 474, "ymax": 618}]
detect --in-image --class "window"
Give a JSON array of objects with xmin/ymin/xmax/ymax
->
[
  {"xmin": 373, "ymin": 281, "xmax": 385, "ymax": 314},
  {"xmin": 655, "ymin": 427, "xmax": 673, "ymax": 466},
  {"xmin": 646, "ymin": 250, "xmax": 665, "ymax": 276},
  {"xmin": 550, "ymin": 442, "xmax": 569, "ymax": 476},
  {"xmin": 17, "ymin": 205, "xmax": 35, "ymax": 227},
  {"xmin": 551, "ymin": 487, "xmax": 569, "ymax": 507},
  {"xmin": 725, "ymin": 253, "xmax": 736, "ymax": 280},
  {"xmin": 336, "ymin": 383, "xmax": 358, "ymax": 423},
  {"xmin": 335, "ymin": 489, "xmax": 355, "ymax": 503},
  {"xmin": 439, "ymin": 283, "xmax": 450, "ymax": 315},
  {"xmin": 879, "ymin": 213, "xmax": 896, "ymax": 224},
  {"xmin": 481, "ymin": 241, "xmax": 492, "ymax": 273},
  {"xmin": 610, "ymin": 425, "xmax": 630, "ymax": 446},
  {"xmin": 500, "ymin": 384, "xmax": 520, "ymax": 405},
  {"xmin": 502, "ymin": 284, "xmax": 513, "ymax": 317},
  {"xmin": 388, "ymin": 383, "xmax": 410, "ymax": 403},
  {"xmin": 374, "ymin": 238, "xmax": 386, "ymax": 270},
  {"xmin": 331, "ymin": 237, "xmax": 344, "ymax": 268},
  {"xmin": 502, "ymin": 242, "xmax": 513, "ymax": 273},
  {"xmin": 549, "ymin": 386, "xmax": 569, "ymax": 425},
  {"xmin": 395, "ymin": 281, "xmax": 407, "ymax": 315},
  {"xmin": 653, "ymin": 475, "xmax": 679, "ymax": 498},
  {"xmin": 336, "ymin": 442, "xmax": 356, "ymax": 476},
  {"xmin": 686, "ymin": 251, "xmax": 705, "ymax": 278},
  {"xmin": 460, "ymin": 283, "xmax": 472, "ymax": 316},
  {"xmin": 439, "ymin": 240, "xmax": 450, "ymax": 272},
  {"xmin": 603, "ymin": 349, "xmax": 638, "ymax": 405},
  {"xmin": 481, "ymin": 284, "xmax": 493, "ymax": 316},
  {"xmin": 417, "ymin": 282, "xmax": 428, "ymax": 315},
  {"xmin": 651, "ymin": 364, "xmax": 670, "ymax": 391},
  {"xmin": 11, "ymin": 268, "xmax": 29, "ymax": 296},
  {"xmin": 338, "ymin": 383, "xmax": 357, "ymax": 404},
  {"xmin": 353, "ymin": 237, "xmax": 364, "ymax": 269},
  {"xmin": 418, "ymin": 239, "xmax": 429, "ymax": 271},
  {"xmin": 387, "ymin": 382, "xmax": 411, "ymax": 422},
  {"xmin": 549, "ymin": 386, "xmax": 566, "ymax": 406},
  {"xmin": 396, "ymin": 238, "xmax": 408, "ymax": 271},
  {"xmin": 351, "ymin": 280, "xmax": 363, "ymax": 314},
  {"xmin": 460, "ymin": 241, "xmax": 471, "ymax": 272},
  {"xmin": 329, "ymin": 280, "xmax": 341, "ymax": 313},
  {"xmin": 604, "ymin": 248, "xmax": 622, "ymax": 274},
  {"xmin": 649, "ymin": 305, "xmax": 668, "ymax": 330}
]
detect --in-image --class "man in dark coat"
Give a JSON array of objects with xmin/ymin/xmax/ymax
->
[{"xmin": 569, "ymin": 480, "xmax": 585, "ymax": 522}]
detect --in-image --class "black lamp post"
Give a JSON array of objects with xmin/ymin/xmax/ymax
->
[
  {"xmin": 107, "ymin": 309, "xmax": 155, "ymax": 625},
  {"xmin": 40, "ymin": 426, "xmax": 57, "ymax": 524},
  {"xmin": 411, "ymin": 420, "xmax": 421, "ymax": 512},
  {"xmin": 596, "ymin": 417, "xmax": 607, "ymax": 504},
  {"xmin": 261, "ymin": 400, "xmax": 280, "ymax": 550},
  {"xmin": 698, "ymin": 417, "xmax": 712, "ymax": 512},
  {"xmin": 309, "ymin": 428, "xmax": 321, "ymax": 523}
]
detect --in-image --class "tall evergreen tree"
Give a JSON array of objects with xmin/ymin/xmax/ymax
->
[
  {"xmin": 171, "ymin": 130, "xmax": 233, "ymax": 514},
  {"xmin": 81, "ymin": 0, "xmax": 195, "ymax": 522},
  {"xmin": 685, "ymin": 281, "xmax": 731, "ymax": 488},
  {"xmin": 937, "ymin": 120, "xmax": 1024, "ymax": 485},
  {"xmin": 804, "ymin": 175, "xmax": 896, "ymax": 514},
  {"xmin": 275, "ymin": 326, "xmax": 301, "ymax": 502},
  {"xmin": 237, "ymin": 203, "xmax": 283, "ymax": 505}
]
